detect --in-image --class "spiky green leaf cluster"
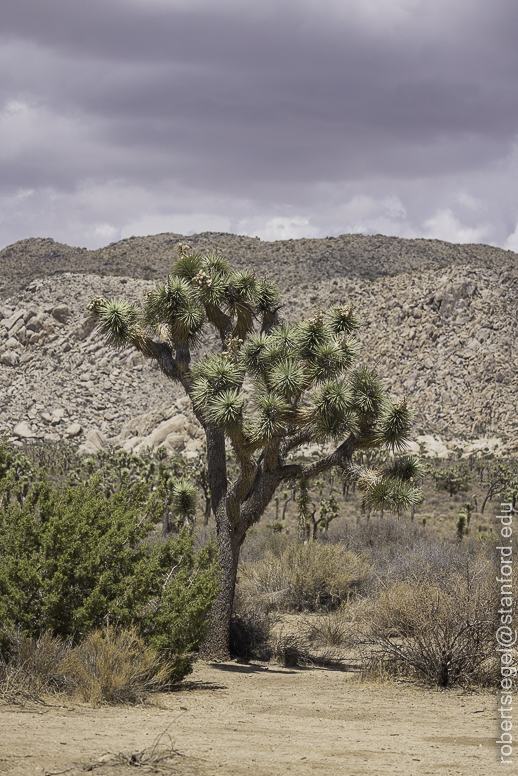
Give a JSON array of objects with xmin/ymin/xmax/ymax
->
[
  {"xmin": 171, "ymin": 479, "xmax": 198, "ymax": 520},
  {"xmin": 89, "ymin": 247, "xmax": 282, "ymax": 353},
  {"xmin": 191, "ymin": 355, "xmax": 244, "ymax": 409},
  {"xmin": 90, "ymin": 298, "xmax": 139, "ymax": 348},
  {"xmin": 203, "ymin": 388, "xmax": 244, "ymax": 439},
  {"xmin": 326, "ymin": 305, "xmax": 361, "ymax": 334},
  {"xmin": 362, "ymin": 477, "xmax": 420, "ymax": 515},
  {"xmin": 311, "ymin": 381, "xmax": 357, "ymax": 439},
  {"xmin": 306, "ymin": 341, "xmax": 356, "ymax": 383},
  {"xmin": 269, "ymin": 360, "xmax": 308, "ymax": 399},
  {"xmin": 384, "ymin": 455, "xmax": 425, "ymax": 482},
  {"xmin": 252, "ymin": 391, "xmax": 292, "ymax": 441},
  {"xmin": 376, "ymin": 399, "xmax": 414, "ymax": 451},
  {"xmin": 142, "ymin": 277, "xmax": 204, "ymax": 343},
  {"xmin": 189, "ymin": 302, "xmax": 398, "ymax": 445},
  {"xmin": 296, "ymin": 314, "xmax": 329, "ymax": 358},
  {"xmin": 351, "ymin": 367, "xmax": 385, "ymax": 421}
]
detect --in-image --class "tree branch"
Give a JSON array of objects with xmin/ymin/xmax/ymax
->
[
  {"xmin": 240, "ymin": 468, "xmax": 281, "ymax": 530},
  {"xmin": 279, "ymin": 436, "xmax": 356, "ymax": 482},
  {"xmin": 279, "ymin": 426, "xmax": 315, "ymax": 456},
  {"xmin": 130, "ymin": 336, "xmax": 181, "ymax": 381}
]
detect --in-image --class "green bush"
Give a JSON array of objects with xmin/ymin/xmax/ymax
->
[{"xmin": 0, "ymin": 466, "xmax": 219, "ymax": 682}]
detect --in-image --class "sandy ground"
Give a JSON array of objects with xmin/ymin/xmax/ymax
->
[{"xmin": 0, "ymin": 660, "xmax": 498, "ymax": 776}]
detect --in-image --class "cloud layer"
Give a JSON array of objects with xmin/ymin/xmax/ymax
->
[{"xmin": 1, "ymin": 0, "xmax": 518, "ymax": 249}]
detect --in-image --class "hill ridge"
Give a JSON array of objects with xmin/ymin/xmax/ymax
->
[{"xmin": 1, "ymin": 231, "xmax": 516, "ymax": 300}]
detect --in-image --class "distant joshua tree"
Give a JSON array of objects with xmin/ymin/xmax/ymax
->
[{"xmin": 88, "ymin": 244, "xmax": 420, "ymax": 658}]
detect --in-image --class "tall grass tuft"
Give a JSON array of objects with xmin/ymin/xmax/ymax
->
[
  {"xmin": 0, "ymin": 629, "xmax": 73, "ymax": 704},
  {"xmin": 0, "ymin": 626, "xmax": 173, "ymax": 705}
]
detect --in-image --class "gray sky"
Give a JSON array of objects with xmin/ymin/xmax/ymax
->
[{"xmin": 1, "ymin": 0, "xmax": 518, "ymax": 250}]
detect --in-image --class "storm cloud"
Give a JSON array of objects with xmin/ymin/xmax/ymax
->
[{"xmin": 1, "ymin": 0, "xmax": 518, "ymax": 249}]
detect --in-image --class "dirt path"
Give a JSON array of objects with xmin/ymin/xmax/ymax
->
[{"xmin": 0, "ymin": 661, "xmax": 497, "ymax": 776}]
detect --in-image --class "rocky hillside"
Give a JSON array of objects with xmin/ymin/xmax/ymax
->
[{"xmin": 0, "ymin": 232, "xmax": 516, "ymax": 457}]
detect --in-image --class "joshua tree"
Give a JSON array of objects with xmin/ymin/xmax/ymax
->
[
  {"xmin": 432, "ymin": 461, "xmax": 471, "ymax": 498},
  {"xmin": 294, "ymin": 478, "xmax": 341, "ymax": 540},
  {"xmin": 88, "ymin": 244, "xmax": 420, "ymax": 658}
]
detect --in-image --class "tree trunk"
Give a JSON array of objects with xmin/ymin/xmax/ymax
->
[
  {"xmin": 161, "ymin": 498, "xmax": 170, "ymax": 538},
  {"xmin": 203, "ymin": 494, "xmax": 212, "ymax": 526},
  {"xmin": 198, "ymin": 501, "xmax": 243, "ymax": 660}
]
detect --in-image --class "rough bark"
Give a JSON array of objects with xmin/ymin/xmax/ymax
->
[{"xmin": 198, "ymin": 500, "xmax": 244, "ymax": 660}]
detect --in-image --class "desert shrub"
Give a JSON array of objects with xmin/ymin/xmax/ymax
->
[
  {"xmin": 0, "ymin": 627, "xmax": 172, "ymax": 705},
  {"xmin": 358, "ymin": 563, "xmax": 496, "ymax": 687},
  {"xmin": 269, "ymin": 627, "xmax": 342, "ymax": 667},
  {"xmin": 375, "ymin": 540, "xmax": 497, "ymax": 594},
  {"xmin": 229, "ymin": 608, "xmax": 274, "ymax": 661},
  {"xmin": 329, "ymin": 514, "xmax": 427, "ymax": 550},
  {"xmin": 0, "ymin": 629, "xmax": 73, "ymax": 703},
  {"xmin": 328, "ymin": 515, "xmax": 496, "ymax": 590},
  {"xmin": 239, "ymin": 525, "xmax": 290, "ymax": 564},
  {"xmin": 269, "ymin": 632, "xmax": 307, "ymax": 666},
  {"xmin": 60, "ymin": 626, "xmax": 173, "ymax": 704},
  {"xmin": 0, "ymin": 473, "xmax": 220, "ymax": 681},
  {"xmin": 302, "ymin": 609, "xmax": 353, "ymax": 647},
  {"xmin": 238, "ymin": 542, "xmax": 371, "ymax": 612}
]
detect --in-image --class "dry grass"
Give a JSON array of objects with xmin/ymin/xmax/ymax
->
[
  {"xmin": 301, "ymin": 609, "xmax": 354, "ymax": 648},
  {"xmin": 268, "ymin": 628, "xmax": 342, "ymax": 668},
  {"xmin": 229, "ymin": 607, "xmax": 277, "ymax": 661},
  {"xmin": 81, "ymin": 731, "xmax": 182, "ymax": 773},
  {"xmin": 0, "ymin": 626, "xmax": 173, "ymax": 706},
  {"xmin": 60, "ymin": 627, "xmax": 174, "ymax": 705},
  {"xmin": 238, "ymin": 542, "xmax": 372, "ymax": 612},
  {"xmin": 0, "ymin": 630, "xmax": 73, "ymax": 705}
]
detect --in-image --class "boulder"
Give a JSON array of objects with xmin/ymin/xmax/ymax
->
[
  {"xmin": 65, "ymin": 423, "xmax": 82, "ymax": 437},
  {"xmin": 3, "ymin": 309, "xmax": 25, "ymax": 331},
  {"xmin": 157, "ymin": 432, "xmax": 186, "ymax": 453},
  {"xmin": 14, "ymin": 326, "xmax": 27, "ymax": 345},
  {"xmin": 44, "ymin": 432, "xmax": 60, "ymax": 442},
  {"xmin": 9, "ymin": 318, "xmax": 25, "ymax": 338},
  {"xmin": 78, "ymin": 429, "xmax": 108, "ymax": 454},
  {"xmin": 72, "ymin": 317, "xmax": 97, "ymax": 341},
  {"xmin": 0, "ymin": 350, "xmax": 18, "ymax": 366},
  {"xmin": 51, "ymin": 304, "xmax": 71, "ymax": 323},
  {"xmin": 26, "ymin": 313, "xmax": 45, "ymax": 333},
  {"xmin": 51, "ymin": 408, "xmax": 65, "ymax": 422},
  {"xmin": 115, "ymin": 405, "xmax": 178, "ymax": 441},
  {"xmin": 23, "ymin": 308, "xmax": 38, "ymax": 324},
  {"xmin": 451, "ymin": 280, "xmax": 477, "ymax": 299},
  {"xmin": 128, "ymin": 417, "xmax": 188, "ymax": 452},
  {"xmin": 13, "ymin": 421, "xmax": 37, "ymax": 439},
  {"xmin": 120, "ymin": 436, "xmax": 140, "ymax": 452}
]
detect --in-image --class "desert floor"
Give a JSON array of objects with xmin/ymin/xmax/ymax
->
[{"xmin": 0, "ymin": 660, "xmax": 497, "ymax": 776}]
